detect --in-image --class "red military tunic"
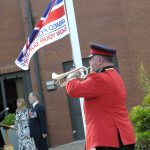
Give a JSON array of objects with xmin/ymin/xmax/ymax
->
[{"xmin": 66, "ymin": 68, "xmax": 135, "ymax": 150}]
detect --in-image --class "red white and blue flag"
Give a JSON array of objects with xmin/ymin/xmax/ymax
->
[{"xmin": 15, "ymin": 0, "xmax": 69, "ymax": 70}]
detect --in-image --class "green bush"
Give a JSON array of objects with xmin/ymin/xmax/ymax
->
[
  {"xmin": 142, "ymin": 94, "xmax": 150, "ymax": 106},
  {"xmin": 129, "ymin": 106, "xmax": 150, "ymax": 132},
  {"xmin": 1, "ymin": 113, "xmax": 15, "ymax": 126},
  {"xmin": 129, "ymin": 64, "xmax": 150, "ymax": 149},
  {"xmin": 136, "ymin": 131, "xmax": 150, "ymax": 150},
  {"xmin": 129, "ymin": 105, "xmax": 150, "ymax": 149}
]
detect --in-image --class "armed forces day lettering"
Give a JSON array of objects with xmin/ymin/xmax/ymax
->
[{"xmin": 15, "ymin": 0, "xmax": 69, "ymax": 70}]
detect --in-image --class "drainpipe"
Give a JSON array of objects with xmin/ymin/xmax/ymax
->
[{"xmin": 25, "ymin": 0, "xmax": 43, "ymax": 103}]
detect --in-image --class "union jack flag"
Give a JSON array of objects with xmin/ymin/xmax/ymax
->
[{"xmin": 15, "ymin": 0, "xmax": 69, "ymax": 70}]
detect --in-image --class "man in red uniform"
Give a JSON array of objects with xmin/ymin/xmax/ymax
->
[{"xmin": 65, "ymin": 43, "xmax": 135, "ymax": 150}]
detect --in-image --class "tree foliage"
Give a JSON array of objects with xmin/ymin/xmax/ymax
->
[{"xmin": 129, "ymin": 63, "xmax": 150, "ymax": 149}]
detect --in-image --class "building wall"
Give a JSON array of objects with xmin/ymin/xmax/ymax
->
[{"xmin": 0, "ymin": 0, "xmax": 150, "ymax": 147}]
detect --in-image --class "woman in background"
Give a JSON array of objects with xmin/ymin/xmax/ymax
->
[{"xmin": 15, "ymin": 98, "xmax": 36, "ymax": 150}]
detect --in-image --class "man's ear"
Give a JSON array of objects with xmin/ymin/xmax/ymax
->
[{"xmin": 98, "ymin": 56, "xmax": 103, "ymax": 65}]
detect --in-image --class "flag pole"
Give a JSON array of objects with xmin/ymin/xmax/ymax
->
[{"xmin": 65, "ymin": 0, "xmax": 86, "ymax": 136}]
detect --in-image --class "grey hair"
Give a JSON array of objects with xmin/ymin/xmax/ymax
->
[
  {"xmin": 101, "ymin": 55, "xmax": 113, "ymax": 63},
  {"xmin": 29, "ymin": 92, "xmax": 39, "ymax": 100}
]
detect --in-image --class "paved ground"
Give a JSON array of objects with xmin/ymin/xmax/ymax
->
[
  {"xmin": 49, "ymin": 140, "xmax": 85, "ymax": 150},
  {"xmin": 0, "ymin": 140, "xmax": 85, "ymax": 150}
]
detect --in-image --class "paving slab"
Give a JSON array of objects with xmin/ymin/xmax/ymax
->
[{"xmin": 49, "ymin": 140, "xmax": 85, "ymax": 150}]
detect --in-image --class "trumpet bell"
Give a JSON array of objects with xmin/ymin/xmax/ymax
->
[{"xmin": 52, "ymin": 72, "xmax": 60, "ymax": 80}]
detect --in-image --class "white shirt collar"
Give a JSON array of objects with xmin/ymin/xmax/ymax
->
[{"xmin": 32, "ymin": 101, "xmax": 38, "ymax": 108}]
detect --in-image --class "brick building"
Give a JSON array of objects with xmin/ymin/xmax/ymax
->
[{"xmin": 0, "ymin": 0, "xmax": 150, "ymax": 148}]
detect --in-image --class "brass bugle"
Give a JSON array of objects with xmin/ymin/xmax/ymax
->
[{"xmin": 52, "ymin": 66, "xmax": 90, "ymax": 87}]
